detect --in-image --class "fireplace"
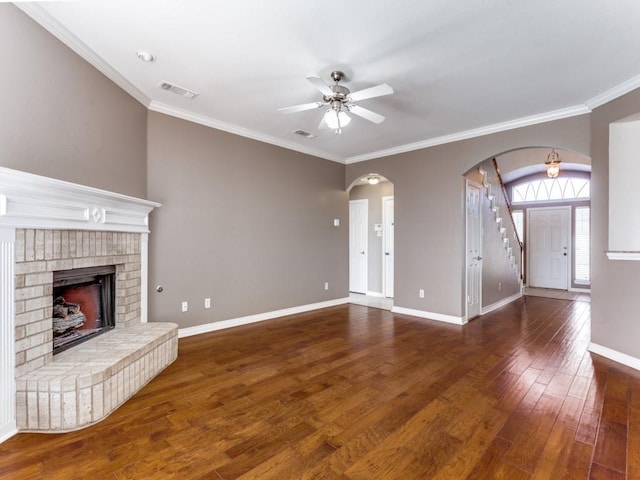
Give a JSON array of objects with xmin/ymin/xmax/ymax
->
[{"xmin": 52, "ymin": 265, "xmax": 116, "ymax": 354}]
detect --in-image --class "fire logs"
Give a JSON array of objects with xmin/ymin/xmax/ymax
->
[{"xmin": 52, "ymin": 296, "xmax": 85, "ymax": 334}]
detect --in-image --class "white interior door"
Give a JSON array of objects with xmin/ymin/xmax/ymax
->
[
  {"xmin": 349, "ymin": 199, "xmax": 368, "ymax": 294},
  {"xmin": 528, "ymin": 206, "xmax": 570, "ymax": 289},
  {"xmin": 466, "ymin": 181, "xmax": 482, "ymax": 319},
  {"xmin": 382, "ymin": 196, "xmax": 394, "ymax": 298}
]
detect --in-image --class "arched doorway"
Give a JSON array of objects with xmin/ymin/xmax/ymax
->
[
  {"xmin": 347, "ymin": 173, "xmax": 394, "ymax": 310},
  {"xmin": 464, "ymin": 147, "xmax": 591, "ymax": 318}
]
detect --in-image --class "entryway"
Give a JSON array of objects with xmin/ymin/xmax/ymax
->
[{"xmin": 348, "ymin": 174, "xmax": 394, "ymax": 310}]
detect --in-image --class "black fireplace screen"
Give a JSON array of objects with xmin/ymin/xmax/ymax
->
[{"xmin": 52, "ymin": 265, "xmax": 116, "ymax": 354}]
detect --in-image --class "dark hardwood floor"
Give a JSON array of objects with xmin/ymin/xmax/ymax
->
[{"xmin": 1, "ymin": 296, "xmax": 639, "ymax": 479}]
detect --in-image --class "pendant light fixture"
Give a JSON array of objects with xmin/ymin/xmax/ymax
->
[{"xmin": 545, "ymin": 149, "xmax": 561, "ymax": 178}]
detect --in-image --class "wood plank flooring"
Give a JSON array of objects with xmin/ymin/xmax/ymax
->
[{"xmin": 1, "ymin": 296, "xmax": 639, "ymax": 479}]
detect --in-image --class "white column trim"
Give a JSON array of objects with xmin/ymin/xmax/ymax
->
[
  {"xmin": 0, "ymin": 227, "xmax": 16, "ymax": 442},
  {"xmin": 140, "ymin": 233, "xmax": 149, "ymax": 323}
]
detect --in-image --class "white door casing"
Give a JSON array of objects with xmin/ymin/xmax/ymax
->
[
  {"xmin": 382, "ymin": 196, "xmax": 394, "ymax": 298},
  {"xmin": 527, "ymin": 206, "xmax": 570, "ymax": 289},
  {"xmin": 349, "ymin": 199, "xmax": 368, "ymax": 294},
  {"xmin": 466, "ymin": 181, "xmax": 482, "ymax": 320}
]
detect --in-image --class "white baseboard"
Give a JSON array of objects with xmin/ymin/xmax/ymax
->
[
  {"xmin": 365, "ymin": 291, "xmax": 385, "ymax": 298},
  {"xmin": 178, "ymin": 297, "xmax": 350, "ymax": 338},
  {"xmin": 391, "ymin": 306, "xmax": 465, "ymax": 325},
  {"xmin": 481, "ymin": 291, "xmax": 522, "ymax": 315},
  {"xmin": 569, "ymin": 287, "xmax": 591, "ymax": 293},
  {"xmin": 0, "ymin": 424, "xmax": 17, "ymax": 444},
  {"xmin": 589, "ymin": 342, "xmax": 640, "ymax": 372}
]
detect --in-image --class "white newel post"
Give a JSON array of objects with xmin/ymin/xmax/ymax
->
[{"xmin": 0, "ymin": 227, "xmax": 16, "ymax": 442}]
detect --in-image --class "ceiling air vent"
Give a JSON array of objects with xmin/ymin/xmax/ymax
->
[
  {"xmin": 158, "ymin": 81, "xmax": 199, "ymax": 99},
  {"xmin": 292, "ymin": 129, "xmax": 316, "ymax": 139}
]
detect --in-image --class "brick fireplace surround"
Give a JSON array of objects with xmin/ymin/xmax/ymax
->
[{"xmin": 0, "ymin": 167, "xmax": 177, "ymax": 442}]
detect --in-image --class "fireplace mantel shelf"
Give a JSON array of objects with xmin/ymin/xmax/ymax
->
[{"xmin": 0, "ymin": 167, "xmax": 161, "ymax": 233}]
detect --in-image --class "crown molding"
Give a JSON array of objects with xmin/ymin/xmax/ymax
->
[
  {"xmin": 16, "ymin": 3, "xmax": 640, "ymax": 165},
  {"xmin": 585, "ymin": 73, "xmax": 640, "ymax": 110},
  {"xmin": 148, "ymin": 101, "xmax": 344, "ymax": 163},
  {"xmin": 16, "ymin": 3, "xmax": 151, "ymax": 108},
  {"xmin": 345, "ymin": 104, "xmax": 592, "ymax": 164}
]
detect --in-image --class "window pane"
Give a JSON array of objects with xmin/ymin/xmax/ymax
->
[
  {"xmin": 511, "ymin": 177, "xmax": 590, "ymax": 203},
  {"xmin": 575, "ymin": 206, "xmax": 590, "ymax": 284},
  {"xmin": 512, "ymin": 210, "xmax": 524, "ymax": 242}
]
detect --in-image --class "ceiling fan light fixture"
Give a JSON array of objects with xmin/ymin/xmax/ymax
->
[
  {"xmin": 324, "ymin": 109, "xmax": 351, "ymax": 131},
  {"xmin": 545, "ymin": 149, "xmax": 561, "ymax": 178}
]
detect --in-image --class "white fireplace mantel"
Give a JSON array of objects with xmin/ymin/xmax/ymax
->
[
  {"xmin": 0, "ymin": 167, "xmax": 160, "ymax": 232},
  {"xmin": 0, "ymin": 167, "xmax": 161, "ymax": 443}
]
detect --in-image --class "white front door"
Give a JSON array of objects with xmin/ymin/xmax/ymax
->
[
  {"xmin": 382, "ymin": 196, "xmax": 394, "ymax": 298},
  {"xmin": 466, "ymin": 181, "xmax": 482, "ymax": 319},
  {"xmin": 528, "ymin": 206, "xmax": 570, "ymax": 289},
  {"xmin": 349, "ymin": 200, "xmax": 368, "ymax": 294}
]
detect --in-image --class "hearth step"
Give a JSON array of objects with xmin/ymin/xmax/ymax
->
[{"xmin": 15, "ymin": 322, "xmax": 178, "ymax": 433}]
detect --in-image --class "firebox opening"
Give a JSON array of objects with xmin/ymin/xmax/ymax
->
[{"xmin": 52, "ymin": 265, "xmax": 116, "ymax": 354}]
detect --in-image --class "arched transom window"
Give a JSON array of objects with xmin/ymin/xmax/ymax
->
[{"xmin": 512, "ymin": 177, "xmax": 590, "ymax": 204}]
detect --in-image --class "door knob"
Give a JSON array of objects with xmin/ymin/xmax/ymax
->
[
  {"xmin": 385, "ymin": 252, "xmax": 390, "ymax": 256},
  {"xmin": 360, "ymin": 251, "xmax": 365, "ymax": 254},
  {"xmin": 474, "ymin": 256, "xmax": 483, "ymax": 260}
]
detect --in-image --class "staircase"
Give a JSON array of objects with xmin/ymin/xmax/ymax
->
[{"xmin": 478, "ymin": 159, "xmax": 524, "ymax": 286}]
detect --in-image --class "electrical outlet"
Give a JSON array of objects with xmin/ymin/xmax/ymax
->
[
  {"xmin": 204, "ymin": 298, "xmax": 211, "ymax": 309},
  {"xmin": 419, "ymin": 289, "xmax": 425, "ymax": 298},
  {"xmin": 498, "ymin": 282, "xmax": 502, "ymax": 291},
  {"xmin": 181, "ymin": 301, "xmax": 188, "ymax": 313},
  {"xmin": 324, "ymin": 282, "xmax": 329, "ymax": 290}
]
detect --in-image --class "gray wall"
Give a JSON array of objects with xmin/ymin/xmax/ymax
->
[
  {"xmin": 349, "ymin": 182, "xmax": 394, "ymax": 295},
  {"xmin": 147, "ymin": 112, "xmax": 348, "ymax": 327},
  {"xmin": 346, "ymin": 114, "xmax": 591, "ymax": 319},
  {"xmin": 0, "ymin": 5, "xmax": 147, "ymax": 198},
  {"xmin": 9, "ymin": 1, "xmax": 640, "ymax": 362},
  {"xmin": 591, "ymin": 88, "xmax": 640, "ymax": 358}
]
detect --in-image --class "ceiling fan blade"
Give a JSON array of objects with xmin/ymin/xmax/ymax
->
[
  {"xmin": 348, "ymin": 105, "xmax": 386, "ymax": 124},
  {"xmin": 306, "ymin": 76, "xmax": 333, "ymax": 96},
  {"xmin": 348, "ymin": 83, "xmax": 394, "ymax": 102},
  {"xmin": 277, "ymin": 102, "xmax": 324, "ymax": 114}
]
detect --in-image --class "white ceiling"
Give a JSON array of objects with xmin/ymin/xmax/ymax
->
[{"xmin": 18, "ymin": 0, "xmax": 640, "ymax": 164}]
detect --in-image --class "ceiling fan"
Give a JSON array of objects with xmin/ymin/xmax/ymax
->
[{"xmin": 278, "ymin": 71, "xmax": 393, "ymax": 134}]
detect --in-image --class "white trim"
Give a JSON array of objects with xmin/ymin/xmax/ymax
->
[
  {"xmin": 0, "ymin": 228, "xmax": 16, "ymax": 445},
  {"xmin": 15, "ymin": 4, "xmax": 151, "ymax": 108},
  {"xmin": 345, "ymin": 105, "xmax": 591, "ymax": 164},
  {"xmin": 585, "ymin": 73, "xmax": 640, "ymax": 109},
  {"xmin": 606, "ymin": 251, "xmax": 640, "ymax": 261},
  {"xmin": 366, "ymin": 291, "xmax": 384, "ymax": 298},
  {"xmin": 140, "ymin": 233, "xmax": 149, "ymax": 323},
  {"xmin": 480, "ymin": 291, "xmax": 522, "ymax": 315},
  {"xmin": 178, "ymin": 297, "xmax": 350, "ymax": 338},
  {"xmin": 0, "ymin": 167, "xmax": 160, "ymax": 233},
  {"xmin": 381, "ymin": 195, "xmax": 394, "ymax": 299},
  {"xmin": 149, "ymin": 102, "xmax": 343, "ymax": 164},
  {"xmin": 391, "ymin": 306, "xmax": 465, "ymax": 325},
  {"xmin": 589, "ymin": 342, "xmax": 640, "ymax": 372}
]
